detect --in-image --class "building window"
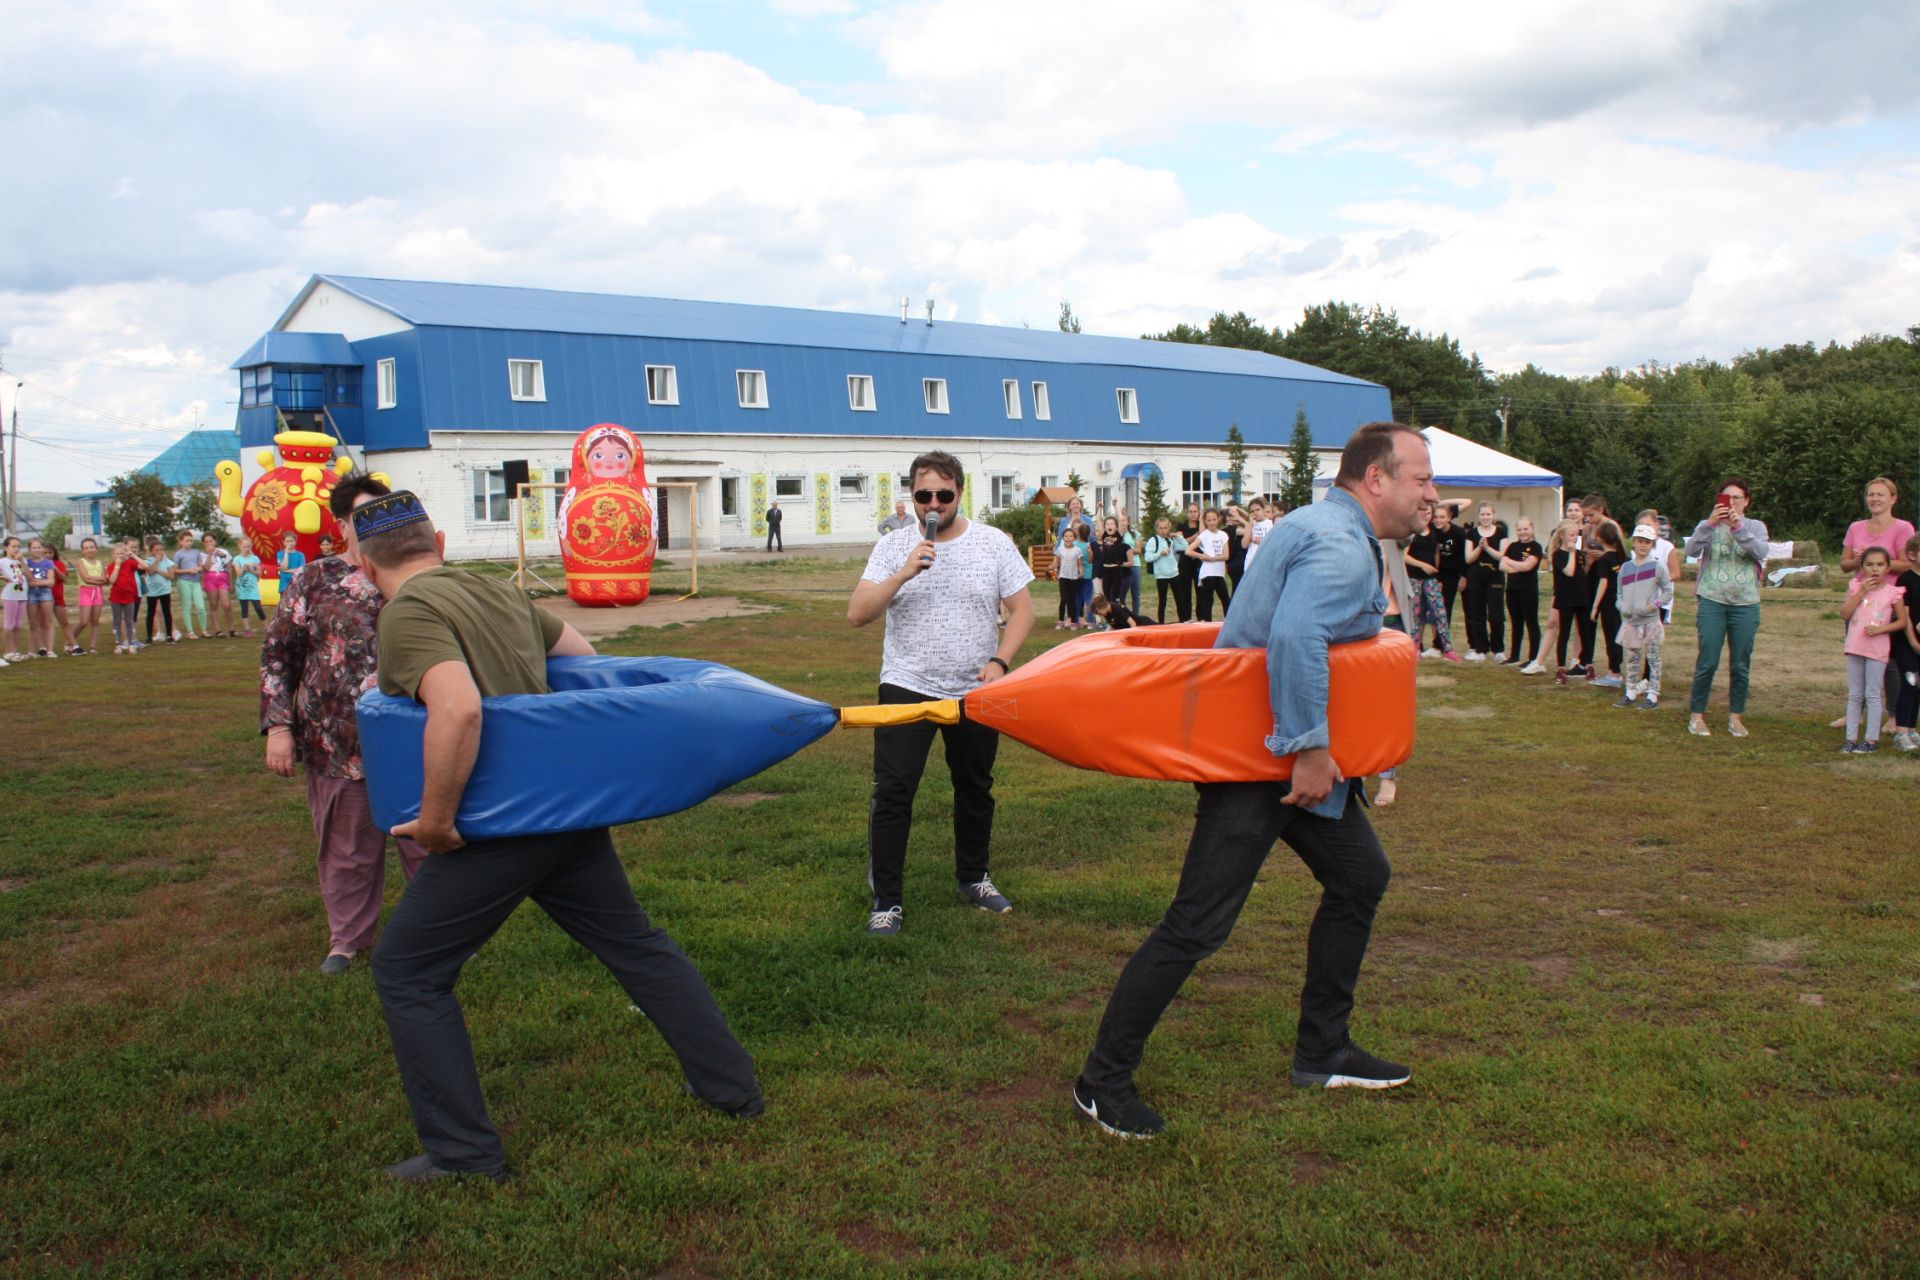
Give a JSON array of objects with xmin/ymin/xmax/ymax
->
[
  {"xmin": 646, "ymin": 365, "xmax": 679, "ymax": 405},
  {"xmin": 736, "ymin": 369, "xmax": 769, "ymax": 409},
  {"xmin": 774, "ymin": 474, "xmax": 805, "ymax": 500},
  {"xmin": 377, "ymin": 358, "xmax": 397, "ymax": 410},
  {"xmin": 848, "ymin": 374, "xmax": 876, "ymax": 412},
  {"xmin": 1032, "ymin": 381, "xmax": 1051, "ymax": 421},
  {"xmin": 990, "ymin": 474, "xmax": 1019, "ymax": 508},
  {"xmin": 1116, "ymin": 387, "xmax": 1139, "ymax": 424},
  {"xmin": 1002, "ymin": 379, "xmax": 1022, "ymax": 419},
  {"xmin": 720, "ymin": 476, "xmax": 740, "ymax": 518},
  {"xmin": 1095, "ymin": 485, "xmax": 1113, "ymax": 514},
  {"xmin": 472, "ymin": 467, "xmax": 509, "ymax": 523},
  {"xmin": 837, "ymin": 472, "xmax": 869, "ymax": 500},
  {"xmin": 548, "ymin": 467, "xmax": 570, "ymax": 522},
  {"xmin": 1180, "ymin": 469, "xmax": 1214, "ymax": 509},
  {"xmin": 239, "ymin": 366, "xmax": 271, "ymax": 408},
  {"xmin": 923, "ymin": 378, "xmax": 949, "ymax": 414},
  {"xmin": 1262, "ymin": 469, "xmax": 1284, "ymax": 504},
  {"xmin": 508, "ymin": 359, "xmax": 546, "ymax": 402}
]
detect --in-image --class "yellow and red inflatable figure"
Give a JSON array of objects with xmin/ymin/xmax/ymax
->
[
  {"xmin": 214, "ymin": 429, "xmax": 382, "ymax": 608},
  {"xmin": 558, "ymin": 423, "xmax": 655, "ymax": 606}
]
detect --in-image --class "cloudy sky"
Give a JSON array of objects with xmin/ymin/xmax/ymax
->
[{"xmin": 3, "ymin": 0, "xmax": 1916, "ymax": 493}]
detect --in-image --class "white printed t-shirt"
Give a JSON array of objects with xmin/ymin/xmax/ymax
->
[
  {"xmin": 0, "ymin": 556, "xmax": 25, "ymax": 601},
  {"xmin": 1195, "ymin": 529, "xmax": 1229, "ymax": 580},
  {"xmin": 862, "ymin": 520, "xmax": 1034, "ymax": 699}
]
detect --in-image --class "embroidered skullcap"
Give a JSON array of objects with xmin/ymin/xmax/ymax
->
[{"xmin": 350, "ymin": 490, "xmax": 431, "ymax": 540}]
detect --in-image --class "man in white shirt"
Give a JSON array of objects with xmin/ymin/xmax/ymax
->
[{"xmin": 848, "ymin": 451, "xmax": 1036, "ymax": 936}]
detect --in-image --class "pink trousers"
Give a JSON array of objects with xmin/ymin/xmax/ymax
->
[{"xmin": 307, "ymin": 772, "xmax": 428, "ymax": 955}]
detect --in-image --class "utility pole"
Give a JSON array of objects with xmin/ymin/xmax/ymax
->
[
  {"xmin": 0, "ymin": 370, "xmax": 10, "ymax": 534},
  {"xmin": 1496, "ymin": 395, "xmax": 1512, "ymax": 452},
  {"xmin": 3, "ymin": 375, "xmax": 17, "ymax": 536}
]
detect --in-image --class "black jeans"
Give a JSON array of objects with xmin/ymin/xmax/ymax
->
[
  {"xmin": 1440, "ymin": 575, "xmax": 1461, "ymax": 634},
  {"xmin": 1154, "ymin": 577, "xmax": 1179, "ymax": 623},
  {"xmin": 1463, "ymin": 577, "xmax": 1504, "ymax": 654},
  {"xmin": 372, "ymin": 827, "xmax": 759, "ymax": 1173},
  {"xmin": 1195, "ymin": 576, "xmax": 1231, "ymax": 622},
  {"xmin": 1082, "ymin": 781, "xmax": 1391, "ymax": 1091},
  {"xmin": 867, "ymin": 682, "xmax": 1000, "ymax": 910},
  {"xmin": 1506, "ymin": 587, "xmax": 1540, "ymax": 663},
  {"xmin": 765, "ymin": 523, "xmax": 782, "ymax": 551},
  {"xmin": 1596, "ymin": 597, "xmax": 1623, "ymax": 673},
  {"xmin": 144, "ymin": 595, "xmax": 172, "ymax": 642}
]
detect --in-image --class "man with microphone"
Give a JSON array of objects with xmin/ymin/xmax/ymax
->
[{"xmin": 848, "ymin": 451, "xmax": 1035, "ymax": 936}]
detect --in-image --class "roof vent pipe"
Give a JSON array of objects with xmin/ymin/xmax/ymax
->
[
  {"xmin": 900, "ymin": 296, "xmax": 910, "ymax": 324},
  {"xmin": 925, "ymin": 300, "xmax": 935, "ymax": 327}
]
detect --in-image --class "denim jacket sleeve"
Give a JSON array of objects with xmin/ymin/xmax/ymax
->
[{"xmin": 1261, "ymin": 526, "xmax": 1383, "ymax": 762}]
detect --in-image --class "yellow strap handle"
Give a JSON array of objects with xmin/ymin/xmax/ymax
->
[{"xmin": 839, "ymin": 700, "xmax": 962, "ymax": 728}]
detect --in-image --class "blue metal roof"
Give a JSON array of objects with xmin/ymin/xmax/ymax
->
[
  {"xmin": 143, "ymin": 429, "xmax": 240, "ymax": 487},
  {"xmin": 305, "ymin": 275, "xmax": 1383, "ymax": 387},
  {"xmin": 230, "ymin": 331, "xmax": 359, "ymax": 369}
]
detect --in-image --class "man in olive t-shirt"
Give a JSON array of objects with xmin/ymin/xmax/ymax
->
[{"xmin": 350, "ymin": 490, "xmax": 763, "ymax": 1186}]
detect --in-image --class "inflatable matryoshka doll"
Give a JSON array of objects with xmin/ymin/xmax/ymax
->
[{"xmin": 558, "ymin": 423, "xmax": 656, "ymax": 606}]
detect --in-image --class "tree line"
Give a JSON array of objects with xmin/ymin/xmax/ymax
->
[{"xmin": 1147, "ymin": 302, "xmax": 1920, "ymax": 543}]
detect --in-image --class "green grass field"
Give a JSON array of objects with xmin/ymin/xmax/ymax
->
[{"xmin": 3, "ymin": 556, "xmax": 1918, "ymax": 1278}]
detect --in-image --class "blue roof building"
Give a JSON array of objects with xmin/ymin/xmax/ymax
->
[
  {"xmin": 235, "ymin": 274, "xmax": 1406, "ymax": 555},
  {"xmin": 67, "ymin": 428, "xmax": 243, "ymax": 540}
]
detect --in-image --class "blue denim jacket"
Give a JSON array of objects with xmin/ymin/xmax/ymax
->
[{"xmin": 1217, "ymin": 486, "xmax": 1386, "ymax": 818}]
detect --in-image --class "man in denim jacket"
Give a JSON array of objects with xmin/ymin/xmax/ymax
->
[{"xmin": 1074, "ymin": 422, "xmax": 1436, "ymax": 1139}]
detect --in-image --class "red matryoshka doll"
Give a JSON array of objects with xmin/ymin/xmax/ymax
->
[{"xmin": 558, "ymin": 423, "xmax": 655, "ymax": 606}]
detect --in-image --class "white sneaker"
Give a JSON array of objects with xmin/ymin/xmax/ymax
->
[
  {"xmin": 1421, "ymin": 647, "xmax": 1441, "ymax": 659},
  {"xmin": 1518, "ymin": 661, "xmax": 1546, "ymax": 675},
  {"xmin": 171, "ymin": 630, "xmax": 182, "ymax": 642},
  {"xmin": 1464, "ymin": 651, "xmax": 1487, "ymax": 662}
]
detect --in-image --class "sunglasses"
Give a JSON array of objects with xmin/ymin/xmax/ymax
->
[{"xmin": 913, "ymin": 488, "xmax": 957, "ymax": 505}]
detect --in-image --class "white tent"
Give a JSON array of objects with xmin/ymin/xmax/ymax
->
[{"xmin": 1314, "ymin": 425, "xmax": 1564, "ymax": 539}]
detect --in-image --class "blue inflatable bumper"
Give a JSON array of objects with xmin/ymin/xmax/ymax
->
[{"xmin": 356, "ymin": 655, "xmax": 839, "ymax": 840}]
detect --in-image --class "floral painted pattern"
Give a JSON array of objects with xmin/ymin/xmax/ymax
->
[{"xmin": 259, "ymin": 556, "xmax": 386, "ymax": 779}]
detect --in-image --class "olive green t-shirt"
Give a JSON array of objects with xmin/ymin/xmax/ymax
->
[{"xmin": 376, "ymin": 566, "xmax": 564, "ymax": 700}]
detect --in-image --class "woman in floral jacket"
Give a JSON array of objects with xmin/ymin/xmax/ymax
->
[{"xmin": 261, "ymin": 473, "xmax": 425, "ymax": 974}]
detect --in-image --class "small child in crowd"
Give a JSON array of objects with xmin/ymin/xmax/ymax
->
[
  {"xmin": 25, "ymin": 538, "xmax": 58, "ymax": 658},
  {"xmin": 172, "ymin": 529, "xmax": 208, "ymax": 639},
  {"xmin": 1089, "ymin": 594, "xmax": 1157, "ymax": 631},
  {"xmin": 1, "ymin": 536, "xmax": 27, "ymax": 662},
  {"xmin": 140, "ymin": 536, "xmax": 177, "ymax": 643},
  {"xmin": 201, "ymin": 532, "xmax": 236, "ymax": 637},
  {"xmin": 1612, "ymin": 523, "xmax": 1674, "ymax": 709},
  {"xmin": 108, "ymin": 540, "xmax": 145, "ymax": 652},
  {"xmin": 75, "ymin": 537, "xmax": 109, "ymax": 653},
  {"xmin": 277, "ymin": 531, "xmax": 307, "ymax": 602},
  {"xmin": 1055, "ymin": 526, "xmax": 1088, "ymax": 630},
  {"xmin": 232, "ymin": 544, "xmax": 264, "ymax": 637},
  {"xmin": 1840, "ymin": 546, "xmax": 1909, "ymax": 754}
]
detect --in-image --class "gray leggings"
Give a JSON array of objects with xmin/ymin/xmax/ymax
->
[
  {"xmin": 1847, "ymin": 654, "xmax": 1887, "ymax": 743},
  {"xmin": 111, "ymin": 602, "xmax": 139, "ymax": 647}
]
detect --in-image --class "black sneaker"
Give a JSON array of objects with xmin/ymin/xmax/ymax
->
[
  {"xmin": 1290, "ymin": 1043, "xmax": 1412, "ymax": 1090},
  {"xmin": 865, "ymin": 906, "xmax": 903, "ymax": 936},
  {"xmin": 1071, "ymin": 1077, "xmax": 1165, "ymax": 1139},
  {"xmin": 1610, "ymin": 694, "xmax": 1637, "ymax": 709},
  {"xmin": 958, "ymin": 876, "xmax": 1013, "ymax": 914},
  {"xmin": 383, "ymin": 1153, "xmax": 509, "ymax": 1184}
]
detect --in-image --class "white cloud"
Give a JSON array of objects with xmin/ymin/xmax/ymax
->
[{"xmin": 3, "ymin": 0, "xmax": 1917, "ymax": 490}]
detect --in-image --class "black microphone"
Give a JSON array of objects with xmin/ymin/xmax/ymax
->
[{"xmin": 924, "ymin": 511, "xmax": 940, "ymax": 543}]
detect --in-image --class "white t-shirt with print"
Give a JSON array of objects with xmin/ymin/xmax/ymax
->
[
  {"xmin": 1195, "ymin": 529, "xmax": 1229, "ymax": 580},
  {"xmin": 862, "ymin": 520, "xmax": 1034, "ymax": 699},
  {"xmin": 0, "ymin": 556, "xmax": 25, "ymax": 601}
]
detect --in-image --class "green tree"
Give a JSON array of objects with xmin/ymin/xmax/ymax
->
[
  {"xmin": 1141, "ymin": 468, "xmax": 1171, "ymax": 526},
  {"xmin": 1282, "ymin": 404, "xmax": 1320, "ymax": 512},
  {"xmin": 103, "ymin": 471, "xmax": 176, "ymax": 544},
  {"xmin": 1224, "ymin": 423, "xmax": 1248, "ymax": 504},
  {"xmin": 1065, "ymin": 469, "xmax": 1086, "ymax": 500},
  {"xmin": 42, "ymin": 513, "xmax": 72, "ymax": 548},
  {"xmin": 176, "ymin": 481, "xmax": 233, "ymax": 548},
  {"xmin": 1058, "ymin": 301, "xmax": 1082, "ymax": 334}
]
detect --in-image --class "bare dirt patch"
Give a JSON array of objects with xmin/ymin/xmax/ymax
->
[
  {"xmin": 1098, "ymin": 1233, "xmax": 1187, "ymax": 1271},
  {"xmin": 535, "ymin": 594, "xmax": 774, "ymax": 642},
  {"xmin": 0, "ymin": 877, "xmax": 26, "ymax": 893},
  {"xmin": 837, "ymin": 1222, "xmax": 923, "ymax": 1260},
  {"xmin": 1003, "ymin": 1011, "xmax": 1042, "ymax": 1036},
  {"xmin": 1421, "ymin": 703, "xmax": 1496, "ymax": 721},
  {"xmin": 1292, "ymin": 1150, "xmax": 1347, "ymax": 1186},
  {"xmin": 1416, "ymin": 674, "xmax": 1457, "ymax": 689},
  {"xmin": 711, "ymin": 791, "xmax": 780, "ymax": 808},
  {"xmin": 1527, "ymin": 955, "xmax": 1578, "ymax": 987}
]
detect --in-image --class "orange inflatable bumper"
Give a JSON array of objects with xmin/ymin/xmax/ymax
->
[{"xmin": 843, "ymin": 623, "xmax": 1417, "ymax": 784}]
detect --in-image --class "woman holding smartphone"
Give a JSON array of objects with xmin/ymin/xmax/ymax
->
[{"xmin": 1685, "ymin": 478, "xmax": 1769, "ymax": 738}]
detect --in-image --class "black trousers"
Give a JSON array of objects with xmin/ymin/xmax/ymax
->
[
  {"xmin": 1083, "ymin": 782, "xmax": 1391, "ymax": 1090},
  {"xmin": 1154, "ymin": 576, "xmax": 1181, "ymax": 623},
  {"xmin": 1463, "ymin": 577, "xmax": 1504, "ymax": 654},
  {"xmin": 1596, "ymin": 598, "xmax": 1623, "ymax": 673},
  {"xmin": 1560, "ymin": 606, "xmax": 1595, "ymax": 668},
  {"xmin": 1891, "ymin": 641, "xmax": 1920, "ymax": 728},
  {"xmin": 1506, "ymin": 587, "xmax": 1540, "ymax": 663},
  {"xmin": 1440, "ymin": 575, "xmax": 1461, "ymax": 633},
  {"xmin": 144, "ymin": 595, "xmax": 172, "ymax": 642},
  {"xmin": 867, "ymin": 682, "xmax": 1000, "ymax": 910},
  {"xmin": 765, "ymin": 523, "xmax": 782, "ymax": 551},
  {"xmin": 1195, "ymin": 576, "xmax": 1231, "ymax": 622},
  {"xmin": 371, "ymin": 827, "xmax": 759, "ymax": 1174},
  {"xmin": 1177, "ymin": 560, "xmax": 1199, "ymax": 621}
]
